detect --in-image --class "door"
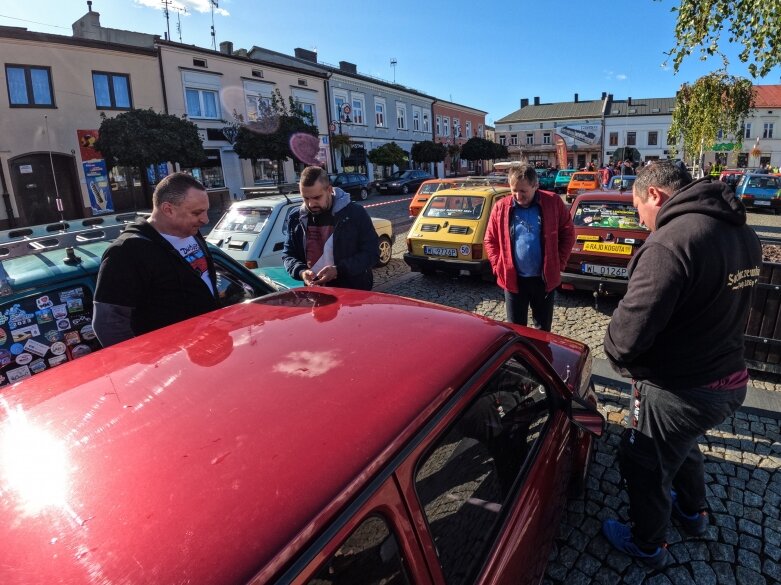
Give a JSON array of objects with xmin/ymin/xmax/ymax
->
[
  {"xmin": 10, "ymin": 153, "xmax": 83, "ymax": 226},
  {"xmin": 259, "ymin": 203, "xmax": 297, "ymax": 268}
]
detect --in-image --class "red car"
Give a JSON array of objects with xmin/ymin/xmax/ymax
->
[
  {"xmin": 0, "ymin": 289, "xmax": 603, "ymax": 584},
  {"xmin": 560, "ymin": 192, "xmax": 650, "ymax": 296}
]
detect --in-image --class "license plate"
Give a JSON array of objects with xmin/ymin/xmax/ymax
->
[
  {"xmin": 583, "ymin": 242, "xmax": 632, "ymax": 255},
  {"xmin": 581, "ymin": 263, "xmax": 628, "ymax": 278},
  {"xmin": 755, "ymin": 200, "xmax": 771, "ymax": 206},
  {"xmin": 424, "ymin": 246, "xmax": 457, "ymax": 257}
]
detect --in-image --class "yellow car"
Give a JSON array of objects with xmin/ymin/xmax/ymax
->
[{"xmin": 404, "ymin": 186, "xmax": 510, "ymax": 277}]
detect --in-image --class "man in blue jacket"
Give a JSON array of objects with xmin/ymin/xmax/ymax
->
[{"xmin": 283, "ymin": 166, "xmax": 378, "ymax": 290}]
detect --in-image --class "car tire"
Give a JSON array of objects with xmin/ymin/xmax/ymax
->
[
  {"xmin": 359, "ymin": 188, "xmax": 369, "ymax": 201},
  {"xmin": 376, "ymin": 236, "xmax": 392, "ymax": 267},
  {"xmin": 402, "ymin": 185, "xmax": 410, "ymax": 195}
]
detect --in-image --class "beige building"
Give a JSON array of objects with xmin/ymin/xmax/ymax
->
[{"xmin": 0, "ymin": 23, "xmax": 164, "ymax": 228}]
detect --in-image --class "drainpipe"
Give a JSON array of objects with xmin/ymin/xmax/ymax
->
[
  {"xmin": 157, "ymin": 44, "xmax": 169, "ymax": 114},
  {"xmin": 0, "ymin": 157, "xmax": 15, "ymax": 228}
]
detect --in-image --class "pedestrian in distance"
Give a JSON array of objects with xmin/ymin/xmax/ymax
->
[
  {"xmin": 484, "ymin": 163, "xmax": 575, "ymax": 331},
  {"xmin": 93, "ymin": 172, "xmax": 219, "ymax": 347},
  {"xmin": 601, "ymin": 160, "xmax": 762, "ymax": 569},
  {"xmin": 283, "ymin": 166, "xmax": 379, "ymax": 290}
]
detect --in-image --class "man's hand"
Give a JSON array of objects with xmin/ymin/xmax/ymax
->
[
  {"xmin": 301, "ymin": 269, "xmax": 319, "ymax": 286},
  {"xmin": 312, "ymin": 265, "xmax": 338, "ymax": 285}
]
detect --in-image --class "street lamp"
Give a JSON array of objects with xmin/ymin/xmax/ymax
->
[{"xmin": 330, "ymin": 102, "xmax": 353, "ymax": 171}]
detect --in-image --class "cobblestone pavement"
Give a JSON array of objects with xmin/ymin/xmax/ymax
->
[{"xmin": 373, "ymin": 230, "xmax": 781, "ymax": 584}]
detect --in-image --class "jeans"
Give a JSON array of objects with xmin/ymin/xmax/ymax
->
[
  {"xmin": 504, "ymin": 276, "xmax": 554, "ymax": 331},
  {"xmin": 618, "ymin": 379, "xmax": 746, "ymax": 548}
]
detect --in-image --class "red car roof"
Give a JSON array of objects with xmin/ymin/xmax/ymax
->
[{"xmin": 0, "ymin": 289, "xmax": 531, "ymax": 584}]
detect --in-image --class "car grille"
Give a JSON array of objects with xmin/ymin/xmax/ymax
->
[
  {"xmin": 420, "ymin": 224, "xmax": 440, "ymax": 232},
  {"xmin": 448, "ymin": 225, "xmax": 470, "ymax": 234}
]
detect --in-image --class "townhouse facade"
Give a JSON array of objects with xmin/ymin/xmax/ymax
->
[
  {"xmin": 603, "ymin": 96, "xmax": 676, "ymax": 164},
  {"xmin": 432, "ymin": 100, "xmax": 487, "ymax": 175}
]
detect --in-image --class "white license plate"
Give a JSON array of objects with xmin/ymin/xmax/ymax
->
[
  {"xmin": 581, "ymin": 263, "xmax": 628, "ymax": 278},
  {"xmin": 424, "ymin": 246, "xmax": 457, "ymax": 257},
  {"xmin": 755, "ymin": 200, "xmax": 771, "ymax": 206}
]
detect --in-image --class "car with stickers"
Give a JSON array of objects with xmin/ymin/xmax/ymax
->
[
  {"xmin": 560, "ymin": 192, "xmax": 650, "ymax": 296},
  {"xmin": 404, "ymin": 185, "xmax": 510, "ymax": 277},
  {"xmin": 409, "ymin": 176, "xmax": 509, "ymax": 217},
  {"xmin": 606, "ymin": 175, "xmax": 636, "ymax": 192},
  {"xmin": 734, "ymin": 173, "xmax": 781, "ymax": 213},
  {"xmin": 0, "ymin": 286, "xmax": 604, "ymax": 585},
  {"xmin": 206, "ymin": 194, "xmax": 394, "ymax": 269},
  {"xmin": 565, "ymin": 171, "xmax": 602, "ymax": 203},
  {"xmin": 0, "ymin": 213, "xmax": 274, "ymax": 387},
  {"xmin": 554, "ymin": 169, "xmax": 577, "ymax": 194}
]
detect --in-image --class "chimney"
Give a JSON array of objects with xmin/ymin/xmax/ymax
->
[
  {"xmin": 628, "ymin": 96, "xmax": 632, "ymax": 106},
  {"xmin": 601, "ymin": 91, "xmax": 607, "ymax": 99},
  {"xmin": 339, "ymin": 61, "xmax": 357, "ymax": 74},
  {"xmin": 608, "ymin": 93, "xmax": 613, "ymax": 101},
  {"xmin": 574, "ymin": 93, "xmax": 579, "ymax": 103},
  {"xmin": 294, "ymin": 48, "xmax": 318, "ymax": 62},
  {"xmin": 219, "ymin": 41, "xmax": 233, "ymax": 55},
  {"xmin": 87, "ymin": 0, "xmax": 92, "ymax": 11},
  {"xmin": 533, "ymin": 96, "xmax": 540, "ymax": 105},
  {"xmin": 520, "ymin": 98, "xmax": 529, "ymax": 108}
]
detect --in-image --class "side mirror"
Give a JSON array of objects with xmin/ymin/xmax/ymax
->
[{"xmin": 569, "ymin": 393, "xmax": 605, "ymax": 438}]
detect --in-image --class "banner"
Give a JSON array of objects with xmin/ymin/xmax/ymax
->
[
  {"xmin": 556, "ymin": 123, "xmax": 602, "ymax": 146},
  {"xmin": 554, "ymin": 134, "xmax": 568, "ymax": 169},
  {"xmin": 77, "ymin": 129, "xmax": 114, "ymax": 215}
]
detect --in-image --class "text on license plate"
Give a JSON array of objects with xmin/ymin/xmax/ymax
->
[
  {"xmin": 754, "ymin": 200, "xmax": 771, "ymax": 206},
  {"xmin": 581, "ymin": 263, "xmax": 628, "ymax": 278},
  {"xmin": 583, "ymin": 241, "xmax": 632, "ymax": 255},
  {"xmin": 424, "ymin": 246, "xmax": 457, "ymax": 257}
]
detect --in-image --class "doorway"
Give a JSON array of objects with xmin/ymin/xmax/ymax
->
[{"xmin": 10, "ymin": 153, "xmax": 83, "ymax": 226}]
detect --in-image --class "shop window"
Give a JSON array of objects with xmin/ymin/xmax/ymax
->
[
  {"xmin": 183, "ymin": 149, "xmax": 225, "ymax": 189},
  {"xmin": 6, "ymin": 64, "xmax": 54, "ymax": 107}
]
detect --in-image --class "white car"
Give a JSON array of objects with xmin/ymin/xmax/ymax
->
[{"xmin": 207, "ymin": 194, "xmax": 394, "ymax": 269}]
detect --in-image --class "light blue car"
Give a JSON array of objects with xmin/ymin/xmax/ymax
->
[{"xmin": 735, "ymin": 174, "xmax": 781, "ymax": 213}]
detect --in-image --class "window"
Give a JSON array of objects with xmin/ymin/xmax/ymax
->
[
  {"xmin": 764, "ymin": 123, "xmax": 774, "ymax": 139},
  {"xmin": 396, "ymin": 103, "xmax": 407, "ymax": 130},
  {"xmin": 375, "ymin": 98, "xmax": 386, "ymax": 127},
  {"xmin": 436, "ymin": 115, "xmax": 442, "ymax": 136},
  {"xmin": 453, "ymin": 118, "xmax": 460, "ymax": 138},
  {"xmin": 243, "ymin": 80, "xmax": 272, "ymax": 123},
  {"xmin": 609, "ymin": 132, "xmax": 618, "ymax": 146},
  {"xmin": 297, "ymin": 102, "xmax": 317, "ymax": 126},
  {"xmin": 183, "ymin": 70, "xmax": 221, "ymax": 120},
  {"xmin": 192, "ymin": 58, "xmax": 207, "ymax": 68},
  {"xmin": 297, "ymin": 78, "xmax": 308, "ymax": 87},
  {"xmin": 510, "ymin": 134, "xmax": 518, "ymax": 146},
  {"xmin": 543, "ymin": 132, "xmax": 551, "ymax": 145},
  {"xmin": 351, "ymin": 94, "xmax": 365, "ymax": 125},
  {"xmin": 251, "ymin": 69, "xmax": 264, "ymax": 78},
  {"xmin": 423, "ymin": 112, "xmax": 431, "ymax": 132},
  {"xmin": 648, "ymin": 131, "xmax": 658, "ymax": 146},
  {"xmin": 499, "ymin": 135, "xmax": 506, "ymax": 146},
  {"xmin": 304, "ymin": 516, "xmax": 410, "ymax": 585},
  {"xmin": 478, "ymin": 123, "xmax": 483, "ymax": 138},
  {"xmin": 744, "ymin": 123, "xmax": 752, "ymax": 139},
  {"xmin": 526, "ymin": 133, "xmax": 534, "ymax": 145},
  {"xmin": 334, "ymin": 91, "xmax": 349, "ymax": 122},
  {"xmin": 415, "ymin": 356, "xmax": 550, "ymax": 585},
  {"xmin": 627, "ymin": 131, "xmax": 637, "ymax": 146},
  {"xmin": 5, "ymin": 64, "xmax": 54, "ymax": 107},
  {"xmin": 183, "ymin": 148, "xmax": 224, "ymax": 188},
  {"xmin": 717, "ymin": 129, "xmax": 724, "ymax": 140},
  {"xmin": 412, "ymin": 106, "xmax": 421, "ymax": 131},
  {"xmin": 443, "ymin": 117, "xmax": 450, "ymax": 137},
  {"xmin": 92, "ymin": 72, "xmax": 131, "ymax": 109},
  {"xmin": 466, "ymin": 120, "xmax": 472, "ymax": 138}
]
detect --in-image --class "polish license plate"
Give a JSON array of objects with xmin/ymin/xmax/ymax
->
[
  {"xmin": 583, "ymin": 241, "xmax": 632, "ymax": 255},
  {"xmin": 424, "ymin": 246, "xmax": 457, "ymax": 257},
  {"xmin": 755, "ymin": 200, "xmax": 771, "ymax": 206},
  {"xmin": 581, "ymin": 263, "xmax": 628, "ymax": 278}
]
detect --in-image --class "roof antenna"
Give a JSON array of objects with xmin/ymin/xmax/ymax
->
[
  {"xmin": 161, "ymin": 0, "xmax": 172, "ymax": 41},
  {"xmin": 44, "ymin": 115, "xmax": 66, "ymax": 228},
  {"xmin": 390, "ymin": 58, "xmax": 397, "ymax": 84},
  {"xmin": 210, "ymin": 0, "xmax": 218, "ymax": 50},
  {"xmin": 87, "ymin": 0, "xmax": 92, "ymax": 12}
]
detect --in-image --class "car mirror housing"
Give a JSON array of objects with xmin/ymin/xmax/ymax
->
[{"xmin": 569, "ymin": 393, "xmax": 605, "ymax": 437}]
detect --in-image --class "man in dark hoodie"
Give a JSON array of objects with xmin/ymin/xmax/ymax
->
[
  {"xmin": 601, "ymin": 161, "xmax": 762, "ymax": 568},
  {"xmin": 93, "ymin": 173, "xmax": 219, "ymax": 347},
  {"xmin": 283, "ymin": 166, "xmax": 378, "ymax": 290}
]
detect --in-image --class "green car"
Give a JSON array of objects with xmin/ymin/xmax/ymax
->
[
  {"xmin": 536, "ymin": 169, "xmax": 556, "ymax": 190},
  {"xmin": 554, "ymin": 169, "xmax": 577, "ymax": 194}
]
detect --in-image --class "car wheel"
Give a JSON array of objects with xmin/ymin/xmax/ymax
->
[
  {"xmin": 376, "ymin": 235, "xmax": 392, "ymax": 267},
  {"xmin": 402, "ymin": 185, "xmax": 410, "ymax": 195},
  {"xmin": 359, "ymin": 188, "xmax": 369, "ymax": 201}
]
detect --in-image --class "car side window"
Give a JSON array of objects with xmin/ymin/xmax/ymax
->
[
  {"xmin": 281, "ymin": 206, "xmax": 297, "ymax": 237},
  {"xmin": 414, "ymin": 356, "xmax": 551, "ymax": 585},
  {"xmin": 305, "ymin": 514, "xmax": 411, "ymax": 585}
]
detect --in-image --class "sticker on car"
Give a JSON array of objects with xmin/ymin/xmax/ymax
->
[{"xmin": 582, "ymin": 242, "xmax": 632, "ymax": 255}]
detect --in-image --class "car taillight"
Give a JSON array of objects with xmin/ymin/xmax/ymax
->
[
  {"xmin": 472, "ymin": 244, "xmax": 483, "ymax": 260},
  {"xmin": 407, "ymin": 239, "xmax": 413, "ymax": 253},
  {"xmin": 244, "ymin": 260, "xmax": 258, "ymax": 269}
]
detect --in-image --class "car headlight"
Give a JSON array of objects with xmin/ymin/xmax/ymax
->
[{"xmin": 390, "ymin": 182, "xmax": 399, "ymax": 187}]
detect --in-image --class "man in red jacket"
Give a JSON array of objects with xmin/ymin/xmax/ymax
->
[{"xmin": 484, "ymin": 164, "xmax": 575, "ymax": 331}]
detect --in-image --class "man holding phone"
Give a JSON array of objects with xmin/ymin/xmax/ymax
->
[{"xmin": 283, "ymin": 166, "xmax": 378, "ymax": 290}]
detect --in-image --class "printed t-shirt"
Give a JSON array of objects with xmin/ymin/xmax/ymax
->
[
  {"xmin": 160, "ymin": 233, "xmax": 215, "ymax": 295},
  {"xmin": 305, "ymin": 211, "xmax": 335, "ymax": 274}
]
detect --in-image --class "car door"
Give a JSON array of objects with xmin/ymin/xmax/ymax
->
[
  {"xmin": 258, "ymin": 203, "xmax": 297, "ymax": 268},
  {"xmin": 395, "ymin": 343, "xmax": 578, "ymax": 585}
]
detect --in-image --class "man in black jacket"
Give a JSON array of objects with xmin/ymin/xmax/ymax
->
[
  {"xmin": 601, "ymin": 161, "xmax": 762, "ymax": 568},
  {"xmin": 283, "ymin": 166, "xmax": 378, "ymax": 290},
  {"xmin": 93, "ymin": 173, "xmax": 219, "ymax": 347}
]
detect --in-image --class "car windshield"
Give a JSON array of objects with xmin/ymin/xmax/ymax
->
[
  {"xmin": 573, "ymin": 201, "xmax": 647, "ymax": 231},
  {"xmin": 420, "ymin": 183, "xmax": 443, "ymax": 194},
  {"xmin": 558, "ymin": 170, "xmax": 576, "ymax": 178},
  {"xmin": 424, "ymin": 195, "xmax": 487, "ymax": 219},
  {"xmin": 214, "ymin": 207, "xmax": 272, "ymax": 233},
  {"xmin": 572, "ymin": 173, "xmax": 597, "ymax": 182},
  {"xmin": 386, "ymin": 171, "xmax": 408, "ymax": 180}
]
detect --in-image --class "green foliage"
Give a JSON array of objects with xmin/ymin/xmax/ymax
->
[
  {"xmin": 410, "ymin": 140, "xmax": 447, "ymax": 164},
  {"xmin": 666, "ymin": 0, "xmax": 781, "ymax": 78},
  {"xmin": 668, "ymin": 71, "xmax": 754, "ymax": 158},
  {"xmin": 367, "ymin": 142, "xmax": 408, "ymax": 168},
  {"xmin": 459, "ymin": 137, "xmax": 508, "ymax": 161},
  {"xmin": 491, "ymin": 142, "xmax": 509, "ymax": 160},
  {"xmin": 94, "ymin": 108, "xmax": 204, "ymax": 168}
]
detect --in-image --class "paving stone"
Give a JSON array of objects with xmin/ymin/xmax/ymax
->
[
  {"xmin": 739, "ymin": 518, "xmax": 763, "ymax": 537},
  {"xmin": 605, "ymin": 549, "xmax": 632, "ymax": 573},
  {"xmin": 593, "ymin": 567, "xmax": 621, "ymax": 585},
  {"xmin": 726, "ymin": 500, "xmax": 745, "ymax": 517},
  {"xmin": 712, "ymin": 513, "xmax": 737, "ymax": 530},
  {"xmin": 545, "ymin": 561, "xmax": 567, "ymax": 582},
  {"xmin": 740, "ymin": 534, "xmax": 762, "ymax": 553},
  {"xmin": 710, "ymin": 484, "xmax": 728, "ymax": 499},
  {"xmin": 624, "ymin": 565, "xmax": 651, "ymax": 585},
  {"xmin": 646, "ymin": 574, "xmax": 674, "ymax": 585},
  {"xmin": 666, "ymin": 566, "xmax": 698, "ymax": 585},
  {"xmin": 721, "ymin": 527, "xmax": 739, "ymax": 545},
  {"xmin": 557, "ymin": 545, "xmax": 579, "ymax": 569},
  {"xmin": 581, "ymin": 517, "xmax": 601, "ymax": 538},
  {"xmin": 735, "ymin": 566, "xmax": 766, "ymax": 585},
  {"xmin": 685, "ymin": 541, "xmax": 710, "ymax": 561},
  {"xmin": 595, "ymin": 452, "xmax": 613, "ymax": 467},
  {"xmin": 574, "ymin": 553, "xmax": 601, "ymax": 576},
  {"xmin": 766, "ymin": 517, "xmax": 781, "ymax": 533},
  {"xmin": 728, "ymin": 485, "xmax": 746, "ymax": 501},
  {"xmin": 690, "ymin": 561, "xmax": 718, "ymax": 585},
  {"xmin": 669, "ymin": 542, "xmax": 692, "ymax": 563},
  {"xmin": 586, "ymin": 536, "xmax": 612, "ymax": 558},
  {"xmin": 766, "ymin": 543, "xmax": 781, "ymax": 563},
  {"xmin": 763, "ymin": 559, "xmax": 781, "ymax": 583},
  {"xmin": 603, "ymin": 468, "xmax": 621, "ymax": 484},
  {"xmin": 744, "ymin": 491, "xmax": 764, "ymax": 507},
  {"xmin": 708, "ymin": 542, "xmax": 736, "ymax": 563},
  {"xmin": 743, "ymin": 507, "xmax": 764, "ymax": 524},
  {"xmin": 737, "ymin": 467, "xmax": 751, "ymax": 481},
  {"xmin": 767, "ymin": 527, "xmax": 781, "ymax": 547},
  {"xmin": 737, "ymin": 549, "xmax": 762, "ymax": 572},
  {"xmin": 560, "ymin": 568, "xmax": 590, "ymax": 585}
]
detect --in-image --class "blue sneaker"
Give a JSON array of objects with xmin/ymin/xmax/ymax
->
[
  {"xmin": 671, "ymin": 490, "xmax": 708, "ymax": 536},
  {"xmin": 602, "ymin": 519, "xmax": 671, "ymax": 569}
]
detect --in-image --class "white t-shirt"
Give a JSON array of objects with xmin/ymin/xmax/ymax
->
[{"xmin": 160, "ymin": 233, "xmax": 215, "ymax": 295}]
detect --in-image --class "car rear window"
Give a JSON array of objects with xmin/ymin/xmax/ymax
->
[
  {"xmin": 747, "ymin": 176, "xmax": 781, "ymax": 189},
  {"xmin": 215, "ymin": 207, "xmax": 272, "ymax": 233},
  {"xmin": 419, "ymin": 183, "xmax": 443, "ymax": 195},
  {"xmin": 557, "ymin": 170, "xmax": 576, "ymax": 179},
  {"xmin": 609, "ymin": 177, "xmax": 636, "ymax": 190},
  {"xmin": 573, "ymin": 201, "xmax": 647, "ymax": 230},
  {"xmin": 424, "ymin": 195, "xmax": 487, "ymax": 219},
  {"xmin": 572, "ymin": 173, "xmax": 597, "ymax": 182}
]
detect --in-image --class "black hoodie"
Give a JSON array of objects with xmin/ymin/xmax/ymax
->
[{"xmin": 604, "ymin": 178, "xmax": 762, "ymax": 389}]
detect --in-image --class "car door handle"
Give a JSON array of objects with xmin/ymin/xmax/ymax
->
[{"xmin": 273, "ymin": 242, "xmax": 284, "ymax": 252}]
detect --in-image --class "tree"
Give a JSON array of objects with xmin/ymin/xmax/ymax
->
[
  {"xmin": 232, "ymin": 89, "xmax": 320, "ymax": 184},
  {"xmin": 665, "ymin": 0, "xmax": 781, "ymax": 78},
  {"xmin": 491, "ymin": 142, "xmax": 510, "ymax": 160},
  {"xmin": 367, "ymin": 142, "xmax": 408, "ymax": 174},
  {"xmin": 446, "ymin": 144, "xmax": 461, "ymax": 175},
  {"xmin": 459, "ymin": 138, "xmax": 495, "ymax": 162},
  {"xmin": 411, "ymin": 140, "xmax": 446, "ymax": 176},
  {"xmin": 94, "ymin": 108, "xmax": 204, "ymax": 206}
]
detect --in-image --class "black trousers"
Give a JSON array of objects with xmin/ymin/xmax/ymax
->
[
  {"xmin": 504, "ymin": 276, "xmax": 554, "ymax": 331},
  {"xmin": 619, "ymin": 379, "xmax": 746, "ymax": 548}
]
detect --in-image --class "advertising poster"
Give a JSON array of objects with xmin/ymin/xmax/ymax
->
[
  {"xmin": 146, "ymin": 162, "xmax": 170, "ymax": 185},
  {"xmin": 556, "ymin": 123, "xmax": 602, "ymax": 146},
  {"xmin": 77, "ymin": 129, "xmax": 115, "ymax": 215}
]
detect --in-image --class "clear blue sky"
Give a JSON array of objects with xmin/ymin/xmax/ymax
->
[{"xmin": 2, "ymin": 0, "xmax": 778, "ymax": 124}]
